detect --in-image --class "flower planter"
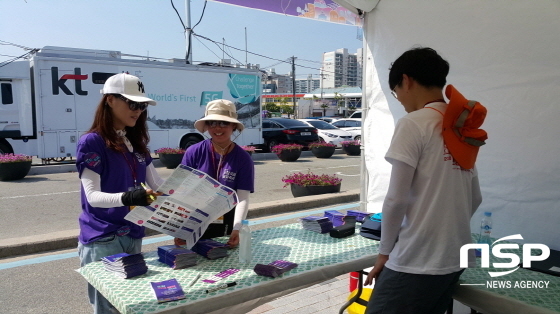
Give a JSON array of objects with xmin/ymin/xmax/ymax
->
[
  {"xmin": 311, "ymin": 146, "xmax": 336, "ymax": 158},
  {"xmin": 342, "ymin": 145, "xmax": 361, "ymax": 156},
  {"xmin": 0, "ymin": 161, "xmax": 32, "ymax": 181},
  {"xmin": 277, "ymin": 149, "xmax": 302, "ymax": 162},
  {"xmin": 290, "ymin": 183, "xmax": 342, "ymax": 198},
  {"xmin": 159, "ymin": 153, "xmax": 183, "ymax": 169}
]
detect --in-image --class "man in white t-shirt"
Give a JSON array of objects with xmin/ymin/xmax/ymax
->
[{"xmin": 364, "ymin": 47, "xmax": 483, "ymax": 314}]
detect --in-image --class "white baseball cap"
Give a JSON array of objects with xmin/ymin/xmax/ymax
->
[{"xmin": 101, "ymin": 73, "xmax": 156, "ymax": 106}]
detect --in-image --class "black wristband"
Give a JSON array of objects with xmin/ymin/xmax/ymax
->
[{"xmin": 121, "ymin": 189, "xmax": 149, "ymax": 206}]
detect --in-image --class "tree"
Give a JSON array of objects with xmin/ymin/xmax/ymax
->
[
  {"xmin": 320, "ymin": 103, "xmax": 329, "ymax": 116},
  {"xmin": 279, "ymin": 105, "xmax": 294, "ymax": 118},
  {"xmin": 333, "ymin": 92, "xmax": 344, "ymax": 107},
  {"xmin": 279, "ymin": 97, "xmax": 293, "ymax": 118},
  {"xmin": 264, "ymin": 103, "xmax": 279, "ymax": 112}
]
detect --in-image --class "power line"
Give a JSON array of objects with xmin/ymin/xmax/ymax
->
[
  {"xmin": 192, "ymin": 0, "xmax": 208, "ymax": 30},
  {"xmin": 194, "ymin": 36, "xmax": 223, "ymax": 61},
  {"xmin": 0, "ymin": 40, "xmax": 34, "ymax": 50},
  {"xmin": 0, "ymin": 49, "xmax": 38, "ymax": 68},
  {"xmin": 169, "ymin": 0, "xmax": 186, "ymax": 31},
  {"xmin": 192, "ymin": 32, "xmax": 358, "ymax": 80}
]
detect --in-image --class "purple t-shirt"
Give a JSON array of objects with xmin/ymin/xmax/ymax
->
[
  {"xmin": 181, "ymin": 139, "xmax": 255, "ymax": 192},
  {"xmin": 76, "ymin": 133, "xmax": 152, "ymax": 244}
]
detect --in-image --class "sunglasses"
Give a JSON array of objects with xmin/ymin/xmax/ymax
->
[
  {"xmin": 205, "ymin": 120, "xmax": 231, "ymax": 128},
  {"xmin": 115, "ymin": 94, "xmax": 149, "ymax": 112}
]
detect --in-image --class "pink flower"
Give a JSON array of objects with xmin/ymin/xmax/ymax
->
[
  {"xmin": 241, "ymin": 145, "xmax": 256, "ymax": 152},
  {"xmin": 271, "ymin": 143, "xmax": 304, "ymax": 155},
  {"xmin": 281, "ymin": 171, "xmax": 342, "ymax": 187},
  {"xmin": 340, "ymin": 140, "xmax": 360, "ymax": 147},
  {"xmin": 308, "ymin": 142, "xmax": 336, "ymax": 149},
  {"xmin": 155, "ymin": 147, "xmax": 186, "ymax": 154},
  {"xmin": 0, "ymin": 153, "xmax": 32, "ymax": 163}
]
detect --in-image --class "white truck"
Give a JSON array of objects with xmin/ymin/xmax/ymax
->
[{"xmin": 0, "ymin": 46, "xmax": 263, "ymax": 159}]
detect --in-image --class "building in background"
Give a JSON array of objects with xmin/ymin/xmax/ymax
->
[
  {"xmin": 298, "ymin": 86, "xmax": 362, "ymax": 118},
  {"xmin": 262, "ymin": 69, "xmax": 293, "ymax": 94},
  {"xmin": 295, "ymin": 74, "xmax": 320, "ymax": 93},
  {"xmin": 321, "ymin": 48, "xmax": 363, "ymax": 89}
]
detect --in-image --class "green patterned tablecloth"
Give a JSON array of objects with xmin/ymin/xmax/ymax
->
[
  {"xmin": 455, "ymin": 239, "xmax": 560, "ymax": 314},
  {"xmin": 78, "ymin": 223, "xmax": 379, "ymax": 314}
]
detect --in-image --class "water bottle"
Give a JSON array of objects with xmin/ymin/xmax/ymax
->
[
  {"xmin": 478, "ymin": 212, "xmax": 493, "ymax": 244},
  {"xmin": 476, "ymin": 212, "xmax": 492, "ymax": 256},
  {"xmin": 239, "ymin": 220, "xmax": 252, "ymax": 264}
]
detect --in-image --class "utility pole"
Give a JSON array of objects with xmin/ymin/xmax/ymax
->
[
  {"xmin": 245, "ymin": 27, "xmax": 248, "ymax": 68},
  {"xmin": 291, "ymin": 56, "xmax": 297, "ymax": 119},
  {"xmin": 185, "ymin": 0, "xmax": 192, "ymax": 64}
]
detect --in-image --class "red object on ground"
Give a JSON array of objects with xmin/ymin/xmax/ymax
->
[{"xmin": 349, "ymin": 271, "xmax": 360, "ymax": 292}]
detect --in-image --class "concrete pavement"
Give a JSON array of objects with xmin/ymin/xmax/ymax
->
[{"xmin": 0, "ymin": 188, "xmax": 360, "ymax": 258}]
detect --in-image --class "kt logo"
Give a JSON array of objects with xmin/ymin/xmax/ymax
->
[{"xmin": 51, "ymin": 67, "xmax": 88, "ymax": 96}]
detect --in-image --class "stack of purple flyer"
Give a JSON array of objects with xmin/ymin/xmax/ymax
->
[
  {"xmin": 191, "ymin": 239, "xmax": 229, "ymax": 259},
  {"xmin": 157, "ymin": 245, "xmax": 198, "ymax": 269},
  {"xmin": 346, "ymin": 210, "xmax": 370, "ymax": 223},
  {"xmin": 299, "ymin": 216, "xmax": 333, "ymax": 233},
  {"xmin": 150, "ymin": 278, "xmax": 186, "ymax": 303},
  {"xmin": 101, "ymin": 252, "xmax": 148, "ymax": 279},
  {"xmin": 254, "ymin": 260, "xmax": 298, "ymax": 278},
  {"xmin": 324, "ymin": 210, "xmax": 357, "ymax": 227}
]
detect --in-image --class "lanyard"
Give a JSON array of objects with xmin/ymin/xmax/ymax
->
[
  {"xmin": 209, "ymin": 143, "xmax": 226, "ymax": 180},
  {"xmin": 121, "ymin": 151, "xmax": 138, "ymax": 187}
]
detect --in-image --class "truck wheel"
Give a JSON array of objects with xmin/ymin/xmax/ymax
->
[
  {"xmin": 0, "ymin": 140, "xmax": 14, "ymax": 154},
  {"xmin": 180, "ymin": 135, "xmax": 202, "ymax": 149}
]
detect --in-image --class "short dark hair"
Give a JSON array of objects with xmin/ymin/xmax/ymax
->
[{"xmin": 389, "ymin": 47, "xmax": 449, "ymax": 90}]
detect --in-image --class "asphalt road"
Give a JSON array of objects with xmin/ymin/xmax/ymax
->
[{"xmin": 0, "ymin": 152, "xmax": 361, "ymax": 241}]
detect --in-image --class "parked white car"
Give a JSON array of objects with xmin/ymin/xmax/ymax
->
[
  {"xmin": 317, "ymin": 117, "xmax": 341, "ymax": 124},
  {"xmin": 298, "ymin": 119, "xmax": 353, "ymax": 147},
  {"xmin": 330, "ymin": 118, "xmax": 362, "ymax": 141},
  {"xmin": 348, "ymin": 110, "xmax": 363, "ymax": 119}
]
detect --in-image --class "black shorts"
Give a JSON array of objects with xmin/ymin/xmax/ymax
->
[{"xmin": 366, "ymin": 267, "xmax": 464, "ymax": 314}]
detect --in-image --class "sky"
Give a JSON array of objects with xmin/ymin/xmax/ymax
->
[{"xmin": 0, "ymin": 0, "xmax": 363, "ymax": 79}]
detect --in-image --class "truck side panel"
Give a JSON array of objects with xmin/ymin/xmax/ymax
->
[{"xmin": 6, "ymin": 52, "xmax": 262, "ymax": 158}]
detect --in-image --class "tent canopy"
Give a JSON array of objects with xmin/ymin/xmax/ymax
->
[{"xmin": 340, "ymin": 0, "xmax": 560, "ymax": 250}]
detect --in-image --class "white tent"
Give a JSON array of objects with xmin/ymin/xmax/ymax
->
[{"xmin": 337, "ymin": 0, "xmax": 560, "ymax": 250}]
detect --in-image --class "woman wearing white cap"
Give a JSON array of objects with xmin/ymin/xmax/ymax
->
[
  {"xmin": 76, "ymin": 73, "xmax": 163, "ymax": 314},
  {"xmin": 174, "ymin": 99, "xmax": 255, "ymax": 247}
]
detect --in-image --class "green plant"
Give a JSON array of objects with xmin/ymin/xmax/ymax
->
[
  {"xmin": 0, "ymin": 153, "xmax": 32, "ymax": 163},
  {"xmin": 271, "ymin": 143, "xmax": 303, "ymax": 154},
  {"xmin": 282, "ymin": 171, "xmax": 342, "ymax": 187},
  {"xmin": 155, "ymin": 147, "xmax": 186, "ymax": 154},
  {"xmin": 308, "ymin": 142, "xmax": 336, "ymax": 149}
]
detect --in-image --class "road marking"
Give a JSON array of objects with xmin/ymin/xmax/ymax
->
[
  {"xmin": 0, "ymin": 202, "xmax": 361, "ymax": 270},
  {"xmin": 0, "ymin": 190, "xmax": 80, "ymax": 200},
  {"xmin": 334, "ymin": 172, "xmax": 361, "ymax": 177}
]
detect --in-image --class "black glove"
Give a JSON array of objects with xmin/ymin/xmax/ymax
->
[{"xmin": 121, "ymin": 189, "xmax": 150, "ymax": 206}]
